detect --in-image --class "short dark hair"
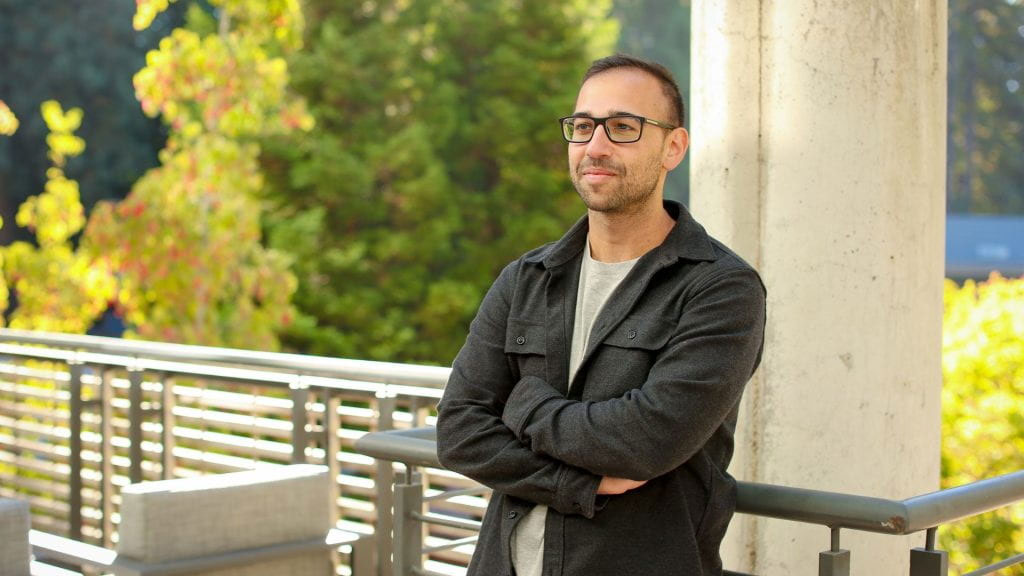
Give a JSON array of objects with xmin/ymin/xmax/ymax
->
[{"xmin": 582, "ymin": 54, "xmax": 686, "ymax": 129}]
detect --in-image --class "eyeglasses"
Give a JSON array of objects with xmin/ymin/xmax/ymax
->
[{"xmin": 559, "ymin": 114, "xmax": 678, "ymax": 144}]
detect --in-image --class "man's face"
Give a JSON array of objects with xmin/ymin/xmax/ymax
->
[{"xmin": 568, "ymin": 67, "xmax": 681, "ymax": 215}]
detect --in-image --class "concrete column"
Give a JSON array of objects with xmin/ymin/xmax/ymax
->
[{"xmin": 690, "ymin": 2, "xmax": 946, "ymax": 575}]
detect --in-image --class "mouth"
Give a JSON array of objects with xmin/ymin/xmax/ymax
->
[{"xmin": 579, "ymin": 167, "xmax": 619, "ymax": 183}]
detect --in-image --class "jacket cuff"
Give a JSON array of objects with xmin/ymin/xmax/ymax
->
[
  {"xmin": 553, "ymin": 465, "xmax": 601, "ymax": 519},
  {"xmin": 502, "ymin": 375, "xmax": 561, "ymax": 441}
]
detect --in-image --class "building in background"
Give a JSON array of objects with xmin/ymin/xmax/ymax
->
[{"xmin": 946, "ymin": 213, "xmax": 1024, "ymax": 281}]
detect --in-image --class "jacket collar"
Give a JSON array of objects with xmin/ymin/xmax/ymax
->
[{"xmin": 524, "ymin": 200, "xmax": 717, "ymax": 269}]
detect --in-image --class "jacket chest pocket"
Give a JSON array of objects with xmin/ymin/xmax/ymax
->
[
  {"xmin": 504, "ymin": 318, "xmax": 547, "ymax": 381},
  {"xmin": 583, "ymin": 315, "xmax": 674, "ymax": 399}
]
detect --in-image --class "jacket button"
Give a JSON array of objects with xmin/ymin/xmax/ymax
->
[
  {"xmin": 572, "ymin": 502, "xmax": 582, "ymax": 510},
  {"xmin": 627, "ymin": 329, "xmax": 637, "ymax": 339},
  {"xmin": 507, "ymin": 511, "xmax": 518, "ymax": 519},
  {"xmin": 516, "ymin": 335, "xmax": 526, "ymax": 345}
]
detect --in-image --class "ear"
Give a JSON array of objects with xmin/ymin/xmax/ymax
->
[{"xmin": 662, "ymin": 127, "xmax": 689, "ymax": 171}]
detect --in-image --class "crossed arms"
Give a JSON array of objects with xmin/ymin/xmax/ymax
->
[{"xmin": 436, "ymin": 260, "xmax": 766, "ymax": 518}]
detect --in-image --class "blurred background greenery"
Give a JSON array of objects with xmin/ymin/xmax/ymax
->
[{"xmin": 0, "ymin": 0, "xmax": 1022, "ymax": 570}]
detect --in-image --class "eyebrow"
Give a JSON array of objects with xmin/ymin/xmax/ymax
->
[{"xmin": 571, "ymin": 109, "xmax": 640, "ymax": 118}]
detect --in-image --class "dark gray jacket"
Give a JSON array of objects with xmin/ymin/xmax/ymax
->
[{"xmin": 437, "ymin": 201, "xmax": 766, "ymax": 576}]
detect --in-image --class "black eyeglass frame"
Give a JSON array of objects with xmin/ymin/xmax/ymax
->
[{"xmin": 559, "ymin": 114, "xmax": 679, "ymax": 144}]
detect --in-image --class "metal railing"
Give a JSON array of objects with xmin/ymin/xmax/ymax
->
[
  {"xmin": 0, "ymin": 328, "xmax": 474, "ymax": 575},
  {"xmin": 354, "ymin": 427, "xmax": 1024, "ymax": 576},
  {"xmin": 3, "ymin": 327, "xmax": 1023, "ymax": 576}
]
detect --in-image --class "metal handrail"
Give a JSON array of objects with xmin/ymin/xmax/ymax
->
[
  {"xmin": 0, "ymin": 328, "xmax": 460, "ymax": 575},
  {"xmin": 0, "ymin": 328, "xmax": 450, "ymax": 389},
  {"xmin": 355, "ymin": 426, "xmax": 1024, "ymax": 536}
]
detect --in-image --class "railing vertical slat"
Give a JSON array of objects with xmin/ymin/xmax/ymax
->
[
  {"xmin": 67, "ymin": 361, "xmax": 84, "ymax": 541},
  {"xmin": 161, "ymin": 374, "xmax": 176, "ymax": 479},
  {"xmin": 128, "ymin": 368, "xmax": 144, "ymax": 484},
  {"xmin": 100, "ymin": 368, "xmax": 114, "ymax": 548},
  {"xmin": 325, "ymin": 393, "xmax": 341, "ymax": 524},
  {"xmin": 290, "ymin": 383, "xmax": 309, "ymax": 464},
  {"xmin": 376, "ymin": 394, "xmax": 397, "ymax": 576},
  {"xmin": 325, "ymin": 392, "xmax": 343, "ymax": 575}
]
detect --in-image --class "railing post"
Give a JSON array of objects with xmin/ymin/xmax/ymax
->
[
  {"xmin": 819, "ymin": 527, "xmax": 850, "ymax": 576},
  {"xmin": 909, "ymin": 528, "xmax": 948, "ymax": 576},
  {"xmin": 376, "ymin": 393, "xmax": 397, "ymax": 576},
  {"xmin": 128, "ymin": 367, "xmax": 145, "ymax": 484},
  {"xmin": 290, "ymin": 382, "xmax": 310, "ymax": 464},
  {"xmin": 392, "ymin": 469, "xmax": 423, "ymax": 576},
  {"xmin": 67, "ymin": 361, "xmax": 84, "ymax": 541}
]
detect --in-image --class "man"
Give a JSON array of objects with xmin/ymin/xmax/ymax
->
[{"xmin": 436, "ymin": 54, "xmax": 766, "ymax": 576}]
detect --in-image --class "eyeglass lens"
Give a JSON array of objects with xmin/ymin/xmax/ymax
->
[{"xmin": 563, "ymin": 116, "xmax": 643, "ymax": 143}]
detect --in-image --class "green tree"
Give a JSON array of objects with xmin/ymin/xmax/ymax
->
[
  {"xmin": 946, "ymin": 0, "xmax": 1024, "ymax": 214},
  {"xmin": 260, "ymin": 0, "xmax": 617, "ymax": 364},
  {"xmin": 82, "ymin": 0, "xmax": 311, "ymax": 350},
  {"xmin": 940, "ymin": 274, "xmax": 1024, "ymax": 570}
]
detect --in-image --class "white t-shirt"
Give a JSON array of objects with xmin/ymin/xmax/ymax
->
[{"xmin": 511, "ymin": 238, "xmax": 639, "ymax": 576}]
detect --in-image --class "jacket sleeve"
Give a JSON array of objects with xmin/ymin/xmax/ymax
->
[
  {"xmin": 436, "ymin": 261, "xmax": 603, "ymax": 517},
  {"xmin": 500, "ymin": 267, "xmax": 766, "ymax": 480}
]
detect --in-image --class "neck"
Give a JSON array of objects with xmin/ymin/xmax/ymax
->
[{"xmin": 587, "ymin": 196, "xmax": 675, "ymax": 263}]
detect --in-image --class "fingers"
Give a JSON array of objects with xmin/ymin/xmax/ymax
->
[{"xmin": 596, "ymin": 476, "xmax": 648, "ymax": 495}]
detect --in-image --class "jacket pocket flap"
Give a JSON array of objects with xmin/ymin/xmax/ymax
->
[
  {"xmin": 504, "ymin": 318, "xmax": 546, "ymax": 355},
  {"xmin": 603, "ymin": 316, "xmax": 674, "ymax": 351}
]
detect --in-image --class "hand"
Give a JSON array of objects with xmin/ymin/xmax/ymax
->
[{"xmin": 597, "ymin": 476, "xmax": 647, "ymax": 495}]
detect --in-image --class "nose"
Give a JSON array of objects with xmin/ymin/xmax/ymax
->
[{"xmin": 584, "ymin": 124, "xmax": 614, "ymax": 158}]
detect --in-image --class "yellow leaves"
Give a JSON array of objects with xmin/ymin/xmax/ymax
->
[
  {"xmin": 15, "ymin": 104, "xmax": 88, "ymax": 247},
  {"xmin": 940, "ymin": 273, "xmax": 1024, "ymax": 570},
  {"xmin": 133, "ymin": 0, "xmax": 178, "ymax": 31},
  {"xmin": 64, "ymin": 0, "xmax": 305, "ymax": 351},
  {"xmin": 41, "ymin": 100, "xmax": 82, "ymax": 132},
  {"xmin": 40, "ymin": 101, "xmax": 86, "ymax": 167},
  {"xmin": 208, "ymin": 0, "xmax": 305, "ymax": 50},
  {"xmin": 46, "ymin": 134, "xmax": 86, "ymax": 167},
  {"xmin": 0, "ymin": 100, "xmax": 18, "ymax": 136},
  {"xmin": 15, "ymin": 181, "xmax": 84, "ymax": 248},
  {"xmin": 181, "ymin": 121, "xmax": 203, "ymax": 140},
  {"xmin": 134, "ymin": 25, "xmax": 308, "ymax": 140},
  {"xmin": 0, "ymin": 100, "xmax": 113, "ymax": 334}
]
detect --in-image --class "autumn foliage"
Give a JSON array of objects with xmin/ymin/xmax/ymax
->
[
  {"xmin": 939, "ymin": 274, "xmax": 1024, "ymax": 570},
  {"xmin": 0, "ymin": 101, "xmax": 115, "ymax": 333},
  {"xmin": 79, "ymin": 0, "xmax": 312, "ymax": 349}
]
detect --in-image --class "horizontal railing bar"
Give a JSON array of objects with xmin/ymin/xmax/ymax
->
[
  {"xmin": 961, "ymin": 552, "xmax": 1024, "ymax": 576},
  {"xmin": 410, "ymin": 511, "xmax": 484, "ymax": 532},
  {"xmin": 355, "ymin": 427, "xmax": 442, "ymax": 469},
  {"xmin": 423, "ymin": 486, "xmax": 491, "ymax": 502},
  {"xmin": 0, "ymin": 342, "xmax": 444, "ymax": 401},
  {"xmin": 421, "ymin": 535, "xmax": 479, "ymax": 554},
  {"xmin": 355, "ymin": 427, "xmax": 1024, "ymax": 537},
  {"xmin": 0, "ymin": 327, "xmax": 451, "ymax": 388},
  {"xmin": 736, "ymin": 481, "xmax": 909, "ymax": 534},
  {"xmin": 904, "ymin": 470, "xmax": 1024, "ymax": 532}
]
